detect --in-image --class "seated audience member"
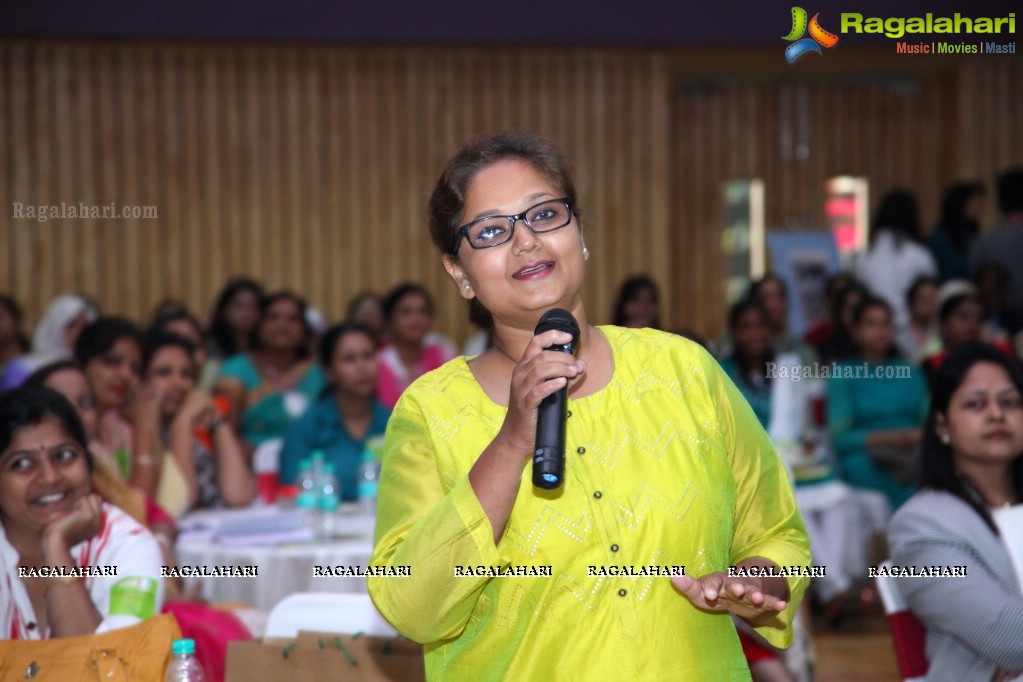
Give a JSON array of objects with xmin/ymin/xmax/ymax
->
[
  {"xmin": 975, "ymin": 262, "xmax": 1012, "ymax": 344},
  {"xmin": 921, "ymin": 281, "xmax": 1015, "ymax": 387},
  {"xmin": 279, "ymin": 323, "xmax": 391, "ymax": 496},
  {"xmin": 0, "ymin": 387, "xmax": 164, "ymax": 639},
  {"xmin": 969, "ymin": 167, "xmax": 1023, "ymax": 335},
  {"xmin": 150, "ymin": 309, "xmax": 216, "ymax": 390},
  {"xmin": 23, "ymin": 362, "xmax": 144, "ymax": 524},
  {"xmin": 827, "ymin": 297, "xmax": 928, "ymax": 510},
  {"xmin": 376, "ymin": 283, "xmax": 456, "ymax": 409},
  {"xmin": 0, "ymin": 294, "xmax": 29, "ymax": 377},
  {"xmin": 143, "ymin": 333, "xmax": 254, "ymax": 514},
  {"xmin": 894, "ymin": 276, "xmax": 940, "ymax": 364},
  {"xmin": 74, "ymin": 317, "xmax": 151, "ymax": 480},
  {"xmin": 214, "ymin": 291, "xmax": 325, "ymax": 449},
  {"xmin": 205, "ymin": 278, "xmax": 264, "ymax": 362},
  {"xmin": 817, "ymin": 282, "xmax": 869, "ymax": 365},
  {"xmin": 749, "ymin": 273, "xmax": 816, "ymax": 365},
  {"xmin": 720, "ymin": 300, "xmax": 866, "ymax": 627},
  {"xmin": 345, "ymin": 291, "xmax": 386, "ymax": 344},
  {"xmin": 803, "ymin": 272, "xmax": 856, "ymax": 352},
  {"xmin": 611, "ymin": 275, "xmax": 662, "ymax": 330},
  {"xmin": 854, "ymin": 190, "xmax": 937, "ymax": 334},
  {"xmin": 2, "ymin": 294, "xmax": 97, "ymax": 390},
  {"xmin": 888, "ymin": 342, "xmax": 1023, "ymax": 681},
  {"xmin": 23, "ymin": 362, "xmax": 182, "ymax": 598},
  {"xmin": 928, "ymin": 182, "xmax": 984, "ymax": 283}
]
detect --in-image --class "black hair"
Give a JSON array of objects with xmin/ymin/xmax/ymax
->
[
  {"xmin": 906, "ymin": 275, "xmax": 938, "ymax": 309},
  {"xmin": 851, "ymin": 295, "xmax": 893, "ymax": 327},
  {"xmin": 208, "ymin": 278, "xmax": 265, "ymax": 357},
  {"xmin": 939, "ymin": 291, "xmax": 983, "ymax": 324},
  {"xmin": 937, "ymin": 183, "xmax": 984, "ymax": 250},
  {"xmin": 142, "ymin": 331, "xmax": 197, "ymax": 375},
  {"xmin": 316, "ymin": 322, "xmax": 377, "ymax": 399},
  {"xmin": 851, "ymin": 296, "xmax": 900, "ymax": 359},
  {"xmin": 0, "ymin": 294, "xmax": 30, "ymax": 352},
  {"xmin": 0, "ymin": 294, "xmax": 24, "ymax": 326},
  {"xmin": 612, "ymin": 275, "xmax": 661, "ymax": 328},
  {"xmin": 727, "ymin": 298, "xmax": 775, "ymax": 379},
  {"xmin": 996, "ymin": 167, "xmax": 1023, "ymax": 214},
  {"xmin": 921, "ymin": 342, "xmax": 1023, "ymax": 534},
  {"xmin": 150, "ymin": 309, "xmax": 204, "ymax": 343},
  {"xmin": 872, "ymin": 190, "xmax": 922, "ymax": 245},
  {"xmin": 382, "ymin": 283, "xmax": 433, "ymax": 322},
  {"xmin": 254, "ymin": 291, "xmax": 311, "ymax": 359},
  {"xmin": 0, "ymin": 386, "xmax": 92, "ymax": 472},
  {"xmin": 73, "ymin": 317, "xmax": 144, "ymax": 368},
  {"xmin": 749, "ymin": 273, "xmax": 789, "ymax": 302},
  {"xmin": 23, "ymin": 360, "xmax": 81, "ymax": 389},
  {"xmin": 318, "ymin": 322, "xmax": 377, "ymax": 368}
]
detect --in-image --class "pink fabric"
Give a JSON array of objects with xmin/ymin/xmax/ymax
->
[
  {"xmin": 163, "ymin": 602, "xmax": 251, "ymax": 682},
  {"xmin": 376, "ymin": 336, "xmax": 457, "ymax": 408}
]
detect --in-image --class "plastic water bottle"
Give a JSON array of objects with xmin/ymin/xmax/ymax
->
[
  {"xmin": 295, "ymin": 459, "xmax": 317, "ymax": 529},
  {"xmin": 358, "ymin": 449, "xmax": 381, "ymax": 515},
  {"xmin": 317, "ymin": 462, "xmax": 340, "ymax": 539},
  {"xmin": 165, "ymin": 638, "xmax": 205, "ymax": 682}
]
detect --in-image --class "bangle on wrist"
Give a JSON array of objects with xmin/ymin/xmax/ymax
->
[
  {"xmin": 45, "ymin": 574, "xmax": 83, "ymax": 594},
  {"xmin": 134, "ymin": 453, "xmax": 158, "ymax": 467}
]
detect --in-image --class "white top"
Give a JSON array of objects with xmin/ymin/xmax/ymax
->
[
  {"xmin": 993, "ymin": 504, "xmax": 1023, "ymax": 595},
  {"xmin": 0, "ymin": 502, "xmax": 164, "ymax": 639},
  {"xmin": 853, "ymin": 231, "xmax": 937, "ymax": 333}
]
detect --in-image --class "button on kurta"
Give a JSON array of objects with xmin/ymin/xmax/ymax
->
[
  {"xmin": 618, "ymin": 589, "xmax": 627, "ymax": 597},
  {"xmin": 610, "ymin": 544, "xmax": 619, "ymax": 552},
  {"xmin": 593, "ymin": 491, "xmax": 602, "ymax": 499},
  {"xmin": 577, "ymin": 446, "xmax": 586, "ymax": 454}
]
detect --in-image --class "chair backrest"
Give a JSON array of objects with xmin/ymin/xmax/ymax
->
[
  {"xmin": 264, "ymin": 592, "xmax": 398, "ymax": 638},
  {"xmin": 875, "ymin": 560, "xmax": 928, "ymax": 682}
]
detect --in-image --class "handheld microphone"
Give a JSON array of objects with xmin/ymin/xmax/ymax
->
[{"xmin": 532, "ymin": 308, "xmax": 580, "ymax": 490}]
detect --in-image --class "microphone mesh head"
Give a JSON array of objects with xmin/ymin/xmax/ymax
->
[{"xmin": 534, "ymin": 308, "xmax": 580, "ymax": 344}]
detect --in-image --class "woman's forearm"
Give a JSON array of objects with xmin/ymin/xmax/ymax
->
[
  {"xmin": 41, "ymin": 540, "xmax": 102, "ymax": 637},
  {"xmin": 168, "ymin": 423, "xmax": 199, "ymax": 508},
  {"xmin": 212, "ymin": 424, "xmax": 256, "ymax": 506},
  {"xmin": 128, "ymin": 423, "xmax": 163, "ymax": 497},
  {"xmin": 467, "ymin": 435, "xmax": 531, "ymax": 544}
]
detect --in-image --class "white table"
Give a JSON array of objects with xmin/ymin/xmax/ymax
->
[{"xmin": 174, "ymin": 506, "xmax": 377, "ymax": 611}]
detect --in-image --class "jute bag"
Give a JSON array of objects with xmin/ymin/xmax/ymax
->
[
  {"xmin": 226, "ymin": 631, "xmax": 425, "ymax": 682},
  {"xmin": 0, "ymin": 613, "xmax": 181, "ymax": 681}
]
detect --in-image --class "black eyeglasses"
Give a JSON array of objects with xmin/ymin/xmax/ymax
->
[{"xmin": 451, "ymin": 198, "xmax": 574, "ymax": 257}]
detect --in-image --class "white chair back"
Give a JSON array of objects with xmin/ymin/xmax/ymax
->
[
  {"xmin": 265, "ymin": 592, "xmax": 397, "ymax": 638},
  {"xmin": 875, "ymin": 560, "xmax": 928, "ymax": 682}
]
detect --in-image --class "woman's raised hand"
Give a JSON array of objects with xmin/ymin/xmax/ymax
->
[
  {"xmin": 671, "ymin": 570, "xmax": 788, "ymax": 623},
  {"xmin": 41, "ymin": 492, "xmax": 103, "ymax": 556},
  {"xmin": 496, "ymin": 329, "xmax": 586, "ymax": 458}
]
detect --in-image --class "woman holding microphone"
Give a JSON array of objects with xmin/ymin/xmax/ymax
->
[{"xmin": 368, "ymin": 132, "xmax": 810, "ymax": 680}]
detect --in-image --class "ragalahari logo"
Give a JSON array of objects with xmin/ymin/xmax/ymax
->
[{"xmin": 783, "ymin": 7, "xmax": 839, "ymax": 62}]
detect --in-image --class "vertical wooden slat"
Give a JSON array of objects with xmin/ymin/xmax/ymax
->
[{"xmin": 3, "ymin": 41, "xmax": 1020, "ymax": 344}]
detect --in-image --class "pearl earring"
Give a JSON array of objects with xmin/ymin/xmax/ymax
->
[
  {"xmin": 582, "ymin": 246, "xmax": 589, "ymax": 258},
  {"xmin": 941, "ymin": 434, "xmax": 950, "ymax": 444}
]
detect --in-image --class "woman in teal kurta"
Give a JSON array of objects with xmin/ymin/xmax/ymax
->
[
  {"xmin": 827, "ymin": 296, "xmax": 928, "ymax": 509},
  {"xmin": 214, "ymin": 292, "xmax": 325, "ymax": 448}
]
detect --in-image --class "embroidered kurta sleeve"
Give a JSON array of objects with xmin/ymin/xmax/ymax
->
[
  {"xmin": 709, "ymin": 354, "xmax": 812, "ymax": 647},
  {"xmin": 368, "ymin": 392, "xmax": 502, "ymax": 644}
]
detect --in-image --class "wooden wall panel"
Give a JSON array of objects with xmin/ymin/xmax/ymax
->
[
  {"xmin": 2, "ymin": 41, "xmax": 1019, "ymax": 347},
  {"xmin": 1, "ymin": 42, "xmax": 670, "ymax": 344},
  {"xmin": 670, "ymin": 55, "xmax": 1023, "ymax": 340}
]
